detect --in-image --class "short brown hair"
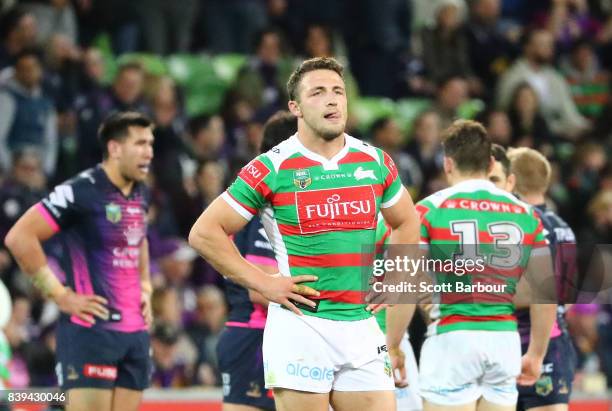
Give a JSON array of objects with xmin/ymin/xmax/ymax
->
[
  {"xmin": 442, "ymin": 120, "xmax": 491, "ymax": 174},
  {"xmin": 507, "ymin": 147, "xmax": 551, "ymax": 195},
  {"xmin": 491, "ymin": 144, "xmax": 511, "ymax": 177},
  {"xmin": 287, "ymin": 57, "xmax": 344, "ymax": 101}
]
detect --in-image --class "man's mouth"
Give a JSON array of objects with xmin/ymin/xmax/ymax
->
[
  {"xmin": 324, "ymin": 112, "xmax": 340, "ymax": 120},
  {"xmin": 138, "ymin": 164, "xmax": 150, "ymax": 173}
]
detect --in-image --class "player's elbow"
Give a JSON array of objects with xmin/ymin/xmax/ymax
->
[
  {"xmin": 4, "ymin": 226, "xmax": 20, "ymax": 255},
  {"xmin": 188, "ymin": 219, "xmax": 214, "ymax": 257}
]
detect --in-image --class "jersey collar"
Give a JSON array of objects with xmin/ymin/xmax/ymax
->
[{"xmin": 291, "ymin": 133, "xmax": 351, "ymax": 171}]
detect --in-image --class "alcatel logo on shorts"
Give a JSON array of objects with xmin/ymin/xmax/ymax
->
[
  {"xmin": 286, "ymin": 363, "xmax": 334, "ymax": 381},
  {"xmin": 83, "ymin": 364, "xmax": 118, "ymax": 380}
]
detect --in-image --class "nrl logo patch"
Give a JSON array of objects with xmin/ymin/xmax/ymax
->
[
  {"xmin": 293, "ymin": 169, "xmax": 312, "ymax": 189},
  {"xmin": 105, "ymin": 203, "xmax": 122, "ymax": 223}
]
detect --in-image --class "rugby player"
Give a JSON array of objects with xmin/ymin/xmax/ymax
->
[
  {"xmin": 387, "ymin": 120, "xmax": 557, "ymax": 411},
  {"xmin": 189, "ymin": 57, "xmax": 421, "ymax": 411},
  {"xmin": 507, "ymin": 147, "xmax": 577, "ymax": 411},
  {"xmin": 4, "ymin": 112, "xmax": 154, "ymax": 411}
]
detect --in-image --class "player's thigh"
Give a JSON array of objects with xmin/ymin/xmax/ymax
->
[
  {"xmin": 272, "ymin": 388, "xmax": 329, "ymax": 411},
  {"xmin": 223, "ymin": 404, "xmax": 270, "ymax": 411},
  {"xmin": 111, "ymin": 387, "xmax": 142, "ymax": 411},
  {"xmin": 476, "ymin": 397, "xmax": 516, "ymax": 411},
  {"xmin": 331, "ymin": 390, "xmax": 396, "ymax": 411},
  {"xmin": 526, "ymin": 405, "xmax": 568, "ymax": 411},
  {"xmin": 66, "ymin": 388, "xmax": 113, "ymax": 411},
  {"xmin": 424, "ymin": 400, "xmax": 476, "ymax": 411}
]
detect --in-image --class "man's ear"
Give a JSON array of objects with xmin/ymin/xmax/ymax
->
[
  {"xmin": 288, "ymin": 100, "xmax": 302, "ymax": 118},
  {"xmin": 507, "ymin": 173, "xmax": 516, "ymax": 193},
  {"xmin": 107, "ymin": 140, "xmax": 121, "ymax": 160},
  {"xmin": 443, "ymin": 156, "xmax": 453, "ymax": 175}
]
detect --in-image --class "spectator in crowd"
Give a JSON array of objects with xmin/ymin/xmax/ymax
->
[
  {"xmin": 405, "ymin": 110, "xmax": 445, "ymax": 196},
  {"xmin": 343, "ymin": 0, "xmax": 411, "ymax": 97},
  {"xmin": 370, "ymin": 117, "xmax": 422, "ymax": 195},
  {"xmin": 232, "ymin": 28, "xmax": 291, "ymax": 118},
  {"xmin": 201, "ymin": 0, "xmax": 268, "ymax": 54},
  {"xmin": 75, "ymin": 61, "xmax": 148, "ymax": 169},
  {"xmin": 0, "ymin": 8, "xmax": 36, "ymax": 70},
  {"xmin": 186, "ymin": 286, "xmax": 227, "ymax": 387},
  {"xmin": 478, "ymin": 109, "xmax": 513, "ymax": 145},
  {"xmin": 184, "ymin": 160, "xmax": 226, "ymax": 238},
  {"xmin": 506, "ymin": 82, "xmax": 553, "ymax": 148},
  {"xmin": 151, "ymin": 322, "xmax": 191, "ymax": 388},
  {"xmin": 187, "ymin": 114, "xmax": 229, "ymax": 169},
  {"xmin": 304, "ymin": 24, "xmax": 334, "ymax": 58},
  {"xmin": 0, "ymin": 50, "xmax": 57, "ymax": 176},
  {"xmin": 421, "ymin": 0, "xmax": 481, "ymax": 94},
  {"xmin": 497, "ymin": 29, "xmax": 590, "ymax": 139},
  {"xmin": 561, "ymin": 38, "xmax": 610, "ymax": 119},
  {"xmin": 149, "ymin": 77, "xmax": 189, "ymax": 203},
  {"xmin": 432, "ymin": 75, "xmax": 469, "ymax": 129},
  {"xmin": 23, "ymin": 0, "xmax": 77, "ymax": 47},
  {"xmin": 0, "ymin": 149, "xmax": 46, "ymax": 280},
  {"xmin": 133, "ymin": 0, "xmax": 197, "ymax": 55},
  {"xmin": 465, "ymin": 0, "xmax": 518, "ymax": 97},
  {"xmin": 42, "ymin": 34, "xmax": 81, "ymax": 112},
  {"xmin": 539, "ymin": 0, "xmax": 602, "ymax": 52},
  {"xmin": 579, "ymin": 189, "xmax": 612, "ymax": 244}
]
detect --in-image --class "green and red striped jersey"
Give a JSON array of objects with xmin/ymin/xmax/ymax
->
[
  {"xmin": 416, "ymin": 179, "xmax": 548, "ymax": 335},
  {"xmin": 223, "ymin": 134, "xmax": 404, "ymax": 321}
]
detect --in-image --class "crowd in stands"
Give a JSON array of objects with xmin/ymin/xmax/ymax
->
[{"xmin": 0, "ymin": 0, "xmax": 610, "ymax": 392}]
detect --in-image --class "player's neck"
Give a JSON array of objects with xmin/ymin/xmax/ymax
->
[
  {"xmin": 296, "ymin": 127, "xmax": 345, "ymax": 160},
  {"xmin": 518, "ymin": 192, "xmax": 545, "ymax": 206},
  {"xmin": 101, "ymin": 162, "xmax": 134, "ymax": 196},
  {"xmin": 447, "ymin": 172, "xmax": 488, "ymax": 186}
]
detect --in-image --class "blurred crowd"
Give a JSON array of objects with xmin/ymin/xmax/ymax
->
[{"xmin": 0, "ymin": 0, "xmax": 610, "ymax": 392}]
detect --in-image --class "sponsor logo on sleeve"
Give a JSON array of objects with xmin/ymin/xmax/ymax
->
[
  {"xmin": 383, "ymin": 152, "xmax": 398, "ymax": 182},
  {"xmin": 238, "ymin": 159, "xmax": 270, "ymax": 190}
]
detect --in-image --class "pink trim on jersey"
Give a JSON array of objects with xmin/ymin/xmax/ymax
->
[
  {"xmin": 245, "ymin": 254, "xmax": 278, "ymax": 267},
  {"xmin": 35, "ymin": 203, "xmax": 60, "ymax": 233},
  {"xmin": 226, "ymin": 304, "xmax": 268, "ymax": 329},
  {"xmin": 550, "ymin": 319, "xmax": 562, "ymax": 338},
  {"xmin": 68, "ymin": 243, "xmax": 94, "ymax": 328}
]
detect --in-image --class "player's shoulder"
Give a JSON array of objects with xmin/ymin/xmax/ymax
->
[
  {"xmin": 259, "ymin": 134, "xmax": 302, "ymax": 172},
  {"xmin": 50, "ymin": 167, "xmax": 98, "ymax": 197},
  {"xmin": 345, "ymin": 134, "xmax": 383, "ymax": 164}
]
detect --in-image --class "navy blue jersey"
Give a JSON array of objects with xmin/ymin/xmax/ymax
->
[
  {"xmin": 36, "ymin": 165, "xmax": 149, "ymax": 332},
  {"xmin": 518, "ymin": 204, "xmax": 577, "ymax": 342},
  {"xmin": 225, "ymin": 217, "xmax": 276, "ymax": 328}
]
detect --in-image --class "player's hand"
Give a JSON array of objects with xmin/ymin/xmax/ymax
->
[
  {"xmin": 141, "ymin": 292, "xmax": 153, "ymax": 328},
  {"xmin": 365, "ymin": 303, "xmax": 390, "ymax": 314},
  {"xmin": 55, "ymin": 287, "xmax": 109, "ymax": 324},
  {"xmin": 259, "ymin": 274, "xmax": 319, "ymax": 316},
  {"xmin": 517, "ymin": 353, "xmax": 544, "ymax": 386},
  {"xmin": 389, "ymin": 346, "xmax": 408, "ymax": 388}
]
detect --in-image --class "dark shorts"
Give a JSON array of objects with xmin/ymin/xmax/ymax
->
[
  {"xmin": 217, "ymin": 326, "xmax": 275, "ymax": 410},
  {"xmin": 517, "ymin": 334, "xmax": 576, "ymax": 411},
  {"xmin": 56, "ymin": 321, "xmax": 151, "ymax": 391}
]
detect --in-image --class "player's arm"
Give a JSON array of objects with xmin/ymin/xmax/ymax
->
[
  {"xmin": 4, "ymin": 206, "xmax": 108, "ymax": 323},
  {"xmin": 140, "ymin": 238, "xmax": 153, "ymax": 327},
  {"xmin": 188, "ymin": 197, "xmax": 319, "ymax": 315},
  {"xmin": 247, "ymin": 263, "xmax": 275, "ymax": 306}
]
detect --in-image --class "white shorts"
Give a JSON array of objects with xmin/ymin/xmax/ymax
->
[
  {"xmin": 396, "ymin": 334, "xmax": 423, "ymax": 411},
  {"xmin": 419, "ymin": 330, "xmax": 521, "ymax": 406},
  {"xmin": 263, "ymin": 304, "xmax": 394, "ymax": 393}
]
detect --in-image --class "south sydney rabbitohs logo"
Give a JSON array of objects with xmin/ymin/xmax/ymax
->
[{"xmin": 296, "ymin": 186, "xmax": 377, "ymax": 234}]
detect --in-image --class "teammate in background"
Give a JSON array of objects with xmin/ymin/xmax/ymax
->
[
  {"xmin": 189, "ymin": 57, "xmax": 421, "ymax": 411},
  {"xmin": 488, "ymin": 144, "xmax": 515, "ymax": 192},
  {"xmin": 4, "ymin": 112, "xmax": 154, "ymax": 411},
  {"xmin": 507, "ymin": 147, "xmax": 577, "ymax": 411},
  {"xmin": 387, "ymin": 120, "xmax": 557, "ymax": 411},
  {"xmin": 218, "ymin": 111, "xmax": 296, "ymax": 411}
]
